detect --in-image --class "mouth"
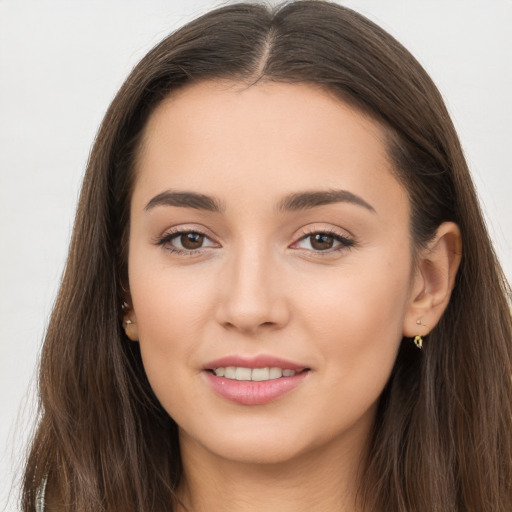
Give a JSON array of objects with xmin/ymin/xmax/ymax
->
[
  {"xmin": 207, "ymin": 366, "xmax": 309, "ymax": 381},
  {"xmin": 202, "ymin": 356, "xmax": 311, "ymax": 405}
]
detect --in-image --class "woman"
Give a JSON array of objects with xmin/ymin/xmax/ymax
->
[{"xmin": 22, "ymin": 1, "xmax": 511, "ymax": 511}]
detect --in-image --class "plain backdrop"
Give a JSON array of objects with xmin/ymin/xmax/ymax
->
[{"xmin": 1, "ymin": 1, "xmax": 511, "ymax": 510}]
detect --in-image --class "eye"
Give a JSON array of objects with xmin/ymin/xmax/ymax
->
[
  {"xmin": 174, "ymin": 232, "xmax": 208, "ymax": 250},
  {"xmin": 156, "ymin": 230, "xmax": 218, "ymax": 253},
  {"xmin": 292, "ymin": 230, "xmax": 354, "ymax": 252}
]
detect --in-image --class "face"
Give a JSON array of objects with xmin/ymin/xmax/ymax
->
[{"xmin": 127, "ymin": 81, "xmax": 417, "ymax": 465}]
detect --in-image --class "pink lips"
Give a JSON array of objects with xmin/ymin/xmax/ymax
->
[
  {"xmin": 203, "ymin": 355, "xmax": 307, "ymax": 371},
  {"xmin": 202, "ymin": 355, "xmax": 310, "ymax": 405}
]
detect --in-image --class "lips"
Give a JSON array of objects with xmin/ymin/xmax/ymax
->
[
  {"xmin": 202, "ymin": 355, "xmax": 310, "ymax": 405},
  {"xmin": 212, "ymin": 366, "xmax": 301, "ymax": 380}
]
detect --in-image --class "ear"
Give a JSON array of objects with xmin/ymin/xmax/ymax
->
[
  {"xmin": 121, "ymin": 296, "xmax": 139, "ymax": 342},
  {"xmin": 403, "ymin": 222, "xmax": 462, "ymax": 337}
]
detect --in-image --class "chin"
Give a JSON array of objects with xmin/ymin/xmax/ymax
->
[
  {"xmin": 180, "ymin": 424, "xmax": 318, "ymax": 466},
  {"xmin": 212, "ymin": 443, "xmax": 311, "ymax": 466}
]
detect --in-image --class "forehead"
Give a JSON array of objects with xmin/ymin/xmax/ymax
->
[
  {"xmin": 139, "ymin": 80, "xmax": 388, "ymax": 161},
  {"xmin": 133, "ymin": 80, "xmax": 407, "ymax": 220}
]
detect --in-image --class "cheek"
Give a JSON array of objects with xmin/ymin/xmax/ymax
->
[
  {"xmin": 299, "ymin": 250, "xmax": 410, "ymax": 337},
  {"xmin": 295, "ymin": 251, "xmax": 412, "ymax": 395},
  {"xmin": 128, "ymin": 261, "xmax": 217, "ymax": 390},
  {"xmin": 130, "ymin": 261, "xmax": 217, "ymax": 335},
  {"xmin": 131, "ymin": 275, "xmax": 208, "ymax": 420}
]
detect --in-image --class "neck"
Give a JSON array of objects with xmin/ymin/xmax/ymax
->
[{"xmin": 175, "ymin": 430, "xmax": 368, "ymax": 512}]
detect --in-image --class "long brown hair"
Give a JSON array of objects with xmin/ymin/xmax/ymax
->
[{"xmin": 22, "ymin": 2, "xmax": 512, "ymax": 511}]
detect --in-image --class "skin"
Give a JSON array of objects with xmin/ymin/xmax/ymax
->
[{"xmin": 125, "ymin": 81, "xmax": 461, "ymax": 512}]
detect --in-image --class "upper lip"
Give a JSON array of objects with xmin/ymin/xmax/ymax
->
[{"xmin": 203, "ymin": 355, "xmax": 310, "ymax": 371}]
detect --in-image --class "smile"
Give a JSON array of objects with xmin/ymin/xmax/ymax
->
[
  {"xmin": 203, "ymin": 356, "xmax": 310, "ymax": 405},
  {"xmin": 212, "ymin": 367, "xmax": 302, "ymax": 381}
]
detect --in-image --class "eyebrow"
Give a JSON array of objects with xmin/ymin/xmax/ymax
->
[
  {"xmin": 145, "ymin": 190, "xmax": 224, "ymax": 213},
  {"xmin": 276, "ymin": 190, "xmax": 376, "ymax": 214},
  {"xmin": 144, "ymin": 188, "xmax": 375, "ymax": 215}
]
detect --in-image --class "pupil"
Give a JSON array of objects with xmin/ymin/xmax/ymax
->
[
  {"xmin": 181, "ymin": 233, "xmax": 204, "ymax": 249},
  {"xmin": 311, "ymin": 233, "xmax": 333, "ymax": 250}
]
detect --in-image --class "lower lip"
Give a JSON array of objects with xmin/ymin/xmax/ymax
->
[{"xmin": 203, "ymin": 370, "xmax": 309, "ymax": 405}]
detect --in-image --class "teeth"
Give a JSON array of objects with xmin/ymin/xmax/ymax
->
[
  {"xmin": 224, "ymin": 366, "xmax": 236, "ymax": 379},
  {"xmin": 235, "ymin": 367, "xmax": 252, "ymax": 381},
  {"xmin": 251, "ymin": 368, "xmax": 270, "ymax": 381},
  {"xmin": 212, "ymin": 366, "xmax": 298, "ymax": 381},
  {"xmin": 269, "ymin": 367, "xmax": 283, "ymax": 379}
]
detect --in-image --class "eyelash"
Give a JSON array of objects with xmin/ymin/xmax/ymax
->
[
  {"xmin": 154, "ymin": 228, "xmax": 216, "ymax": 256},
  {"xmin": 154, "ymin": 227, "xmax": 355, "ymax": 256},
  {"xmin": 292, "ymin": 228, "xmax": 355, "ymax": 256}
]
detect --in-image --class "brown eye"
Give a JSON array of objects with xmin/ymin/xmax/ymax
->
[
  {"xmin": 179, "ymin": 232, "xmax": 205, "ymax": 250},
  {"xmin": 310, "ymin": 233, "xmax": 335, "ymax": 250},
  {"xmin": 156, "ymin": 229, "xmax": 218, "ymax": 254},
  {"xmin": 292, "ymin": 230, "xmax": 354, "ymax": 253}
]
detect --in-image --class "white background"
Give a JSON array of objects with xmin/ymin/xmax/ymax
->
[{"xmin": 1, "ymin": 1, "xmax": 511, "ymax": 510}]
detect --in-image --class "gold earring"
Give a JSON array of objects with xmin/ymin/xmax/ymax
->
[
  {"xmin": 122, "ymin": 318, "xmax": 139, "ymax": 342},
  {"xmin": 413, "ymin": 335, "xmax": 423, "ymax": 349}
]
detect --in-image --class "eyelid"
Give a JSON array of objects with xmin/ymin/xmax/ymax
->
[
  {"xmin": 152, "ymin": 223, "xmax": 355, "ymax": 256},
  {"xmin": 289, "ymin": 224, "xmax": 356, "ymax": 253},
  {"xmin": 152, "ymin": 225, "xmax": 221, "ymax": 254},
  {"xmin": 292, "ymin": 223, "xmax": 354, "ymax": 241}
]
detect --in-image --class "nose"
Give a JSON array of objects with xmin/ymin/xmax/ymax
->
[{"xmin": 214, "ymin": 245, "xmax": 291, "ymax": 334}]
